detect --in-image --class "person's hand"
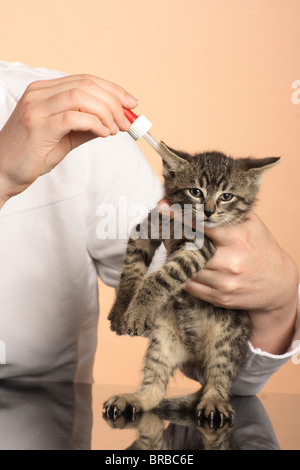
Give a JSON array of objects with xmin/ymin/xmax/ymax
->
[
  {"xmin": 158, "ymin": 200, "xmax": 299, "ymax": 355},
  {"xmin": 0, "ymin": 74, "xmax": 137, "ymax": 207}
]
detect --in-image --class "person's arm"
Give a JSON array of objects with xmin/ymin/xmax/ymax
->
[{"xmin": 0, "ymin": 74, "xmax": 137, "ymax": 209}]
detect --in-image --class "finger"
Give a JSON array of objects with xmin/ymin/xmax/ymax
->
[
  {"xmin": 184, "ymin": 279, "xmax": 220, "ymax": 305},
  {"xmin": 190, "ymin": 269, "xmax": 230, "ymax": 289},
  {"xmin": 158, "ymin": 198, "xmax": 202, "ymax": 226},
  {"xmin": 41, "ymin": 88, "xmax": 120, "ymax": 134},
  {"xmin": 184, "ymin": 278, "xmax": 245, "ymax": 310},
  {"xmin": 28, "ymin": 74, "xmax": 138, "ymax": 111},
  {"xmin": 47, "ymin": 110, "xmax": 111, "ymax": 141},
  {"xmin": 158, "ymin": 197, "xmax": 205, "ymax": 224},
  {"xmin": 33, "ymin": 80, "xmax": 131, "ymax": 132},
  {"xmin": 90, "ymin": 76, "xmax": 138, "ymax": 108},
  {"xmin": 158, "ymin": 199, "xmax": 184, "ymax": 223},
  {"xmin": 163, "ymin": 239, "xmax": 171, "ymax": 251}
]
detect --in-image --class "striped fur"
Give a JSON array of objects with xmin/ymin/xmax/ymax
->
[{"xmin": 105, "ymin": 145, "xmax": 279, "ymax": 422}]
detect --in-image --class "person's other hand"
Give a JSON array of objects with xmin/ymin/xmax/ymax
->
[{"xmin": 158, "ymin": 200, "xmax": 299, "ymax": 354}]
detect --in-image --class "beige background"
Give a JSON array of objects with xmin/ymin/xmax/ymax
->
[{"xmin": 2, "ymin": 0, "xmax": 300, "ymax": 393}]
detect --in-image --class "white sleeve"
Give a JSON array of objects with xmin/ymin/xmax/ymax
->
[
  {"xmin": 85, "ymin": 132, "xmax": 164, "ymax": 287},
  {"xmin": 231, "ymin": 285, "xmax": 300, "ymax": 396}
]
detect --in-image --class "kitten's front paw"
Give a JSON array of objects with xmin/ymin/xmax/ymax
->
[
  {"xmin": 196, "ymin": 393, "xmax": 234, "ymax": 428},
  {"xmin": 108, "ymin": 299, "xmax": 130, "ymax": 335},
  {"xmin": 103, "ymin": 393, "xmax": 142, "ymax": 421},
  {"xmin": 124, "ymin": 298, "xmax": 156, "ymax": 336}
]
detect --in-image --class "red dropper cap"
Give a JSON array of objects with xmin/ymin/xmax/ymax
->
[
  {"xmin": 122, "ymin": 106, "xmax": 152, "ymax": 140},
  {"xmin": 122, "ymin": 106, "xmax": 162, "ymax": 156},
  {"xmin": 123, "ymin": 107, "xmax": 138, "ymax": 124}
]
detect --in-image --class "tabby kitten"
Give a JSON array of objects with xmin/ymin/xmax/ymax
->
[{"xmin": 104, "ymin": 142, "xmax": 279, "ymax": 424}]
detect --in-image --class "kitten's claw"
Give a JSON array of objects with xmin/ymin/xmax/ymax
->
[
  {"xmin": 195, "ymin": 394, "xmax": 235, "ymax": 429},
  {"xmin": 132, "ymin": 406, "xmax": 137, "ymax": 422},
  {"xmin": 123, "ymin": 293, "xmax": 156, "ymax": 337},
  {"xmin": 126, "ymin": 319, "xmax": 154, "ymax": 337},
  {"xmin": 209, "ymin": 411, "xmax": 215, "ymax": 429},
  {"xmin": 102, "ymin": 404, "xmax": 122, "ymax": 421},
  {"xmin": 196, "ymin": 407, "xmax": 232, "ymax": 430},
  {"xmin": 127, "ymin": 328, "xmax": 137, "ymax": 337},
  {"xmin": 113, "ymin": 406, "xmax": 120, "ymax": 420},
  {"xmin": 126, "ymin": 322, "xmax": 147, "ymax": 337},
  {"xmin": 103, "ymin": 394, "xmax": 142, "ymax": 421},
  {"xmin": 197, "ymin": 409, "xmax": 203, "ymax": 427}
]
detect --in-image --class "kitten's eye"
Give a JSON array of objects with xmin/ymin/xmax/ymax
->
[
  {"xmin": 219, "ymin": 193, "xmax": 234, "ymax": 201},
  {"xmin": 189, "ymin": 188, "xmax": 203, "ymax": 198}
]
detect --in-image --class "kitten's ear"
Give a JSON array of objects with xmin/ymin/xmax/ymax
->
[
  {"xmin": 241, "ymin": 156, "xmax": 280, "ymax": 183},
  {"xmin": 158, "ymin": 141, "xmax": 189, "ymax": 172}
]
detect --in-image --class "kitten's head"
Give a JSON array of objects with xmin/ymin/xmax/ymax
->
[{"xmin": 158, "ymin": 142, "xmax": 280, "ymax": 228}]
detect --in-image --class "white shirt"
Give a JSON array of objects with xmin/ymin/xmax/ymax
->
[{"xmin": 0, "ymin": 61, "xmax": 299, "ymax": 393}]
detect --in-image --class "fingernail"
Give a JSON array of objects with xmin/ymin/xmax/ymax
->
[
  {"xmin": 112, "ymin": 122, "xmax": 119, "ymax": 134},
  {"xmin": 102, "ymin": 125, "xmax": 111, "ymax": 136},
  {"xmin": 157, "ymin": 201, "xmax": 171, "ymax": 214},
  {"xmin": 126, "ymin": 94, "xmax": 138, "ymax": 106}
]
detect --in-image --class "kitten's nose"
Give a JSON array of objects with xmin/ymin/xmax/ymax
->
[{"xmin": 204, "ymin": 208, "xmax": 215, "ymax": 218}]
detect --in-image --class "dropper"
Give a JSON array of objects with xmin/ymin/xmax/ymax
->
[{"xmin": 123, "ymin": 107, "xmax": 165, "ymax": 158}]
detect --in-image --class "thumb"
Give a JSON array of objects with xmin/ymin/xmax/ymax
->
[{"xmin": 157, "ymin": 198, "xmax": 184, "ymax": 223}]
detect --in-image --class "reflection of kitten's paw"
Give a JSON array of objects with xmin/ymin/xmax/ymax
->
[
  {"xmin": 196, "ymin": 393, "xmax": 234, "ymax": 428},
  {"xmin": 103, "ymin": 393, "xmax": 142, "ymax": 421},
  {"xmin": 124, "ymin": 299, "xmax": 155, "ymax": 336},
  {"xmin": 196, "ymin": 420, "xmax": 235, "ymax": 450}
]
